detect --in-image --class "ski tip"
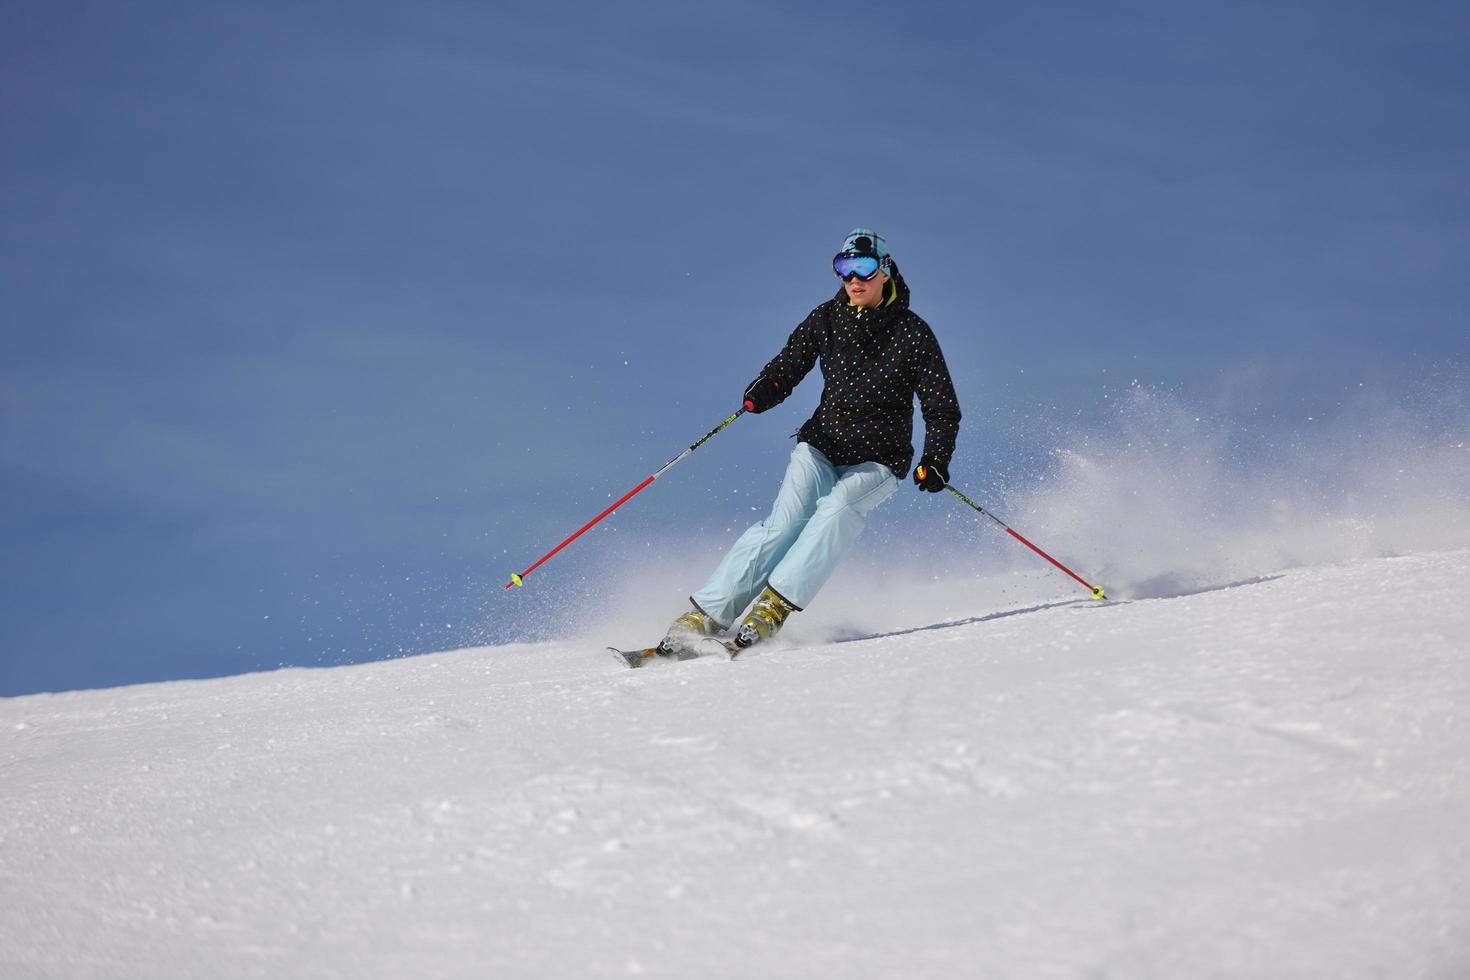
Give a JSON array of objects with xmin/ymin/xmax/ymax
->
[{"xmin": 608, "ymin": 646, "xmax": 659, "ymax": 669}]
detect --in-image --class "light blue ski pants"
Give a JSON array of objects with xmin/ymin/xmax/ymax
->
[{"xmin": 691, "ymin": 442, "xmax": 898, "ymax": 626}]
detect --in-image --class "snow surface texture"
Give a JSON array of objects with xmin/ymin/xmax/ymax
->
[{"xmin": 4, "ymin": 550, "xmax": 1469, "ymax": 978}]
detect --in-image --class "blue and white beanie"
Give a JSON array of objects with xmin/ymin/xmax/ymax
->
[
  {"xmin": 838, "ymin": 228, "xmax": 891, "ymax": 269},
  {"xmin": 838, "ymin": 228, "xmax": 888, "ymax": 258}
]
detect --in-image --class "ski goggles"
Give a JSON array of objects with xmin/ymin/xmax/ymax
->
[{"xmin": 833, "ymin": 252, "xmax": 883, "ymax": 282}]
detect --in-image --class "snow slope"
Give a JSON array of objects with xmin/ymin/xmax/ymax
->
[{"xmin": 3, "ymin": 550, "xmax": 1468, "ymax": 979}]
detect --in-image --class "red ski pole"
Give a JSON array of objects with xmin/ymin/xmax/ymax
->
[
  {"xmin": 505, "ymin": 408, "xmax": 746, "ymax": 589},
  {"xmin": 918, "ymin": 467, "xmax": 1107, "ymax": 600}
]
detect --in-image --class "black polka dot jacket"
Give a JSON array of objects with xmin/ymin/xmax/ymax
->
[{"xmin": 751, "ymin": 267, "xmax": 961, "ymax": 478}]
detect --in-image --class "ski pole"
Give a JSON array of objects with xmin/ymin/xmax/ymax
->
[
  {"xmin": 505, "ymin": 407, "xmax": 747, "ymax": 589},
  {"xmin": 917, "ymin": 467, "xmax": 1107, "ymax": 600}
]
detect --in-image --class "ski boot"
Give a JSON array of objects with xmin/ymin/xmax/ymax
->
[
  {"xmin": 731, "ymin": 586, "xmax": 797, "ymax": 655},
  {"xmin": 656, "ymin": 604, "xmax": 722, "ymax": 660}
]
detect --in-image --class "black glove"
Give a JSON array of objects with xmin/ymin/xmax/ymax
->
[
  {"xmin": 742, "ymin": 374, "xmax": 781, "ymax": 414},
  {"xmin": 912, "ymin": 457, "xmax": 949, "ymax": 492}
]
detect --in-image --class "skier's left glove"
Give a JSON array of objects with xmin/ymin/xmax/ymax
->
[{"xmin": 913, "ymin": 457, "xmax": 949, "ymax": 493}]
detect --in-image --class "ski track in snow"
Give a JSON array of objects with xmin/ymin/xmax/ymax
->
[{"xmin": 2, "ymin": 551, "xmax": 1469, "ymax": 979}]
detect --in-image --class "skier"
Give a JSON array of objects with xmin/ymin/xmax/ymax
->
[{"xmin": 657, "ymin": 228, "xmax": 962, "ymax": 659}]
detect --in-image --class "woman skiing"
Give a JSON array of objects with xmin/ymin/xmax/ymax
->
[{"xmin": 655, "ymin": 228, "xmax": 962, "ymax": 659}]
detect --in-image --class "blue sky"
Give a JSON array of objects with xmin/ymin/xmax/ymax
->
[{"xmin": 3, "ymin": 1, "xmax": 1467, "ymax": 695}]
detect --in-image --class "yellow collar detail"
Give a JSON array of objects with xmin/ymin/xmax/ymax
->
[{"xmin": 846, "ymin": 280, "xmax": 898, "ymax": 309}]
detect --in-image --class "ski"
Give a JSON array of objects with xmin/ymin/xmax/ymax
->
[
  {"xmin": 609, "ymin": 637, "xmax": 737, "ymax": 668},
  {"xmin": 609, "ymin": 646, "xmax": 661, "ymax": 668},
  {"xmin": 608, "ymin": 645, "xmax": 706, "ymax": 669}
]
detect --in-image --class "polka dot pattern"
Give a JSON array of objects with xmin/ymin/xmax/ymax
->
[{"xmin": 756, "ymin": 270, "xmax": 961, "ymax": 478}]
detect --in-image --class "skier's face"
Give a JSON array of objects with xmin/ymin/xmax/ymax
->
[{"xmin": 843, "ymin": 266, "xmax": 889, "ymax": 308}]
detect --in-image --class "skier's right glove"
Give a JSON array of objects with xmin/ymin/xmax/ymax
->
[
  {"xmin": 913, "ymin": 458, "xmax": 949, "ymax": 492},
  {"xmin": 742, "ymin": 374, "xmax": 781, "ymax": 414}
]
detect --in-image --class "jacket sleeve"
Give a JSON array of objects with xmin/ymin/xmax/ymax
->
[
  {"xmin": 749, "ymin": 306, "xmax": 824, "ymax": 411},
  {"xmin": 915, "ymin": 324, "xmax": 961, "ymax": 469}
]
